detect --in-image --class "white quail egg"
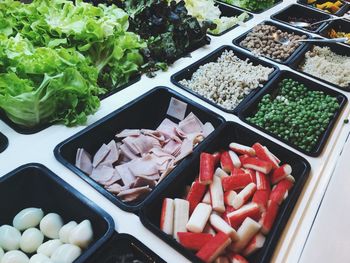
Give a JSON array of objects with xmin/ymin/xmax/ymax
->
[
  {"xmin": 0, "ymin": 225, "xmax": 21, "ymax": 251},
  {"xmin": 13, "ymin": 208, "xmax": 44, "ymax": 231},
  {"xmin": 58, "ymin": 221, "xmax": 77, "ymax": 244},
  {"xmin": 1, "ymin": 250, "xmax": 29, "ymax": 263},
  {"xmin": 68, "ymin": 220, "xmax": 93, "ymax": 249},
  {"xmin": 29, "ymin": 254, "xmax": 52, "ymax": 263},
  {"xmin": 50, "ymin": 244, "xmax": 81, "ymax": 263},
  {"xmin": 37, "ymin": 240, "xmax": 62, "ymax": 258},
  {"xmin": 20, "ymin": 228, "xmax": 44, "ymax": 253},
  {"xmin": 39, "ymin": 214, "xmax": 63, "ymax": 239}
]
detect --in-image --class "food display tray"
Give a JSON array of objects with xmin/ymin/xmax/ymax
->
[
  {"xmin": 0, "ymin": 132, "xmax": 8, "ymax": 153},
  {"xmin": 140, "ymin": 122, "xmax": 311, "ymax": 263},
  {"xmin": 319, "ymin": 18, "xmax": 350, "ymax": 46},
  {"xmin": 238, "ymin": 70, "xmax": 348, "ymax": 156},
  {"xmin": 270, "ymin": 3, "xmax": 332, "ymax": 33},
  {"xmin": 171, "ymin": 45, "xmax": 280, "ymax": 115},
  {"xmin": 232, "ymin": 20, "xmax": 312, "ymax": 65},
  {"xmin": 0, "ymin": 163, "xmax": 115, "ymax": 262},
  {"xmin": 288, "ymin": 42, "xmax": 350, "ymax": 92},
  {"xmin": 297, "ymin": 0, "xmax": 350, "ymax": 16},
  {"xmin": 54, "ymin": 87, "xmax": 225, "ymax": 213}
]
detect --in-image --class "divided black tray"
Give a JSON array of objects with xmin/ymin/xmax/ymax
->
[
  {"xmin": 171, "ymin": 45, "xmax": 279, "ymax": 115},
  {"xmin": 238, "ymin": 71, "xmax": 348, "ymax": 157},
  {"xmin": 87, "ymin": 232, "xmax": 165, "ymax": 263},
  {"xmin": 0, "ymin": 132, "xmax": 8, "ymax": 153},
  {"xmin": 0, "ymin": 75, "xmax": 141, "ymax": 135},
  {"xmin": 319, "ymin": 18, "xmax": 350, "ymax": 46},
  {"xmin": 288, "ymin": 42, "xmax": 350, "ymax": 92},
  {"xmin": 54, "ymin": 87, "xmax": 225, "ymax": 213},
  {"xmin": 0, "ymin": 163, "xmax": 115, "ymax": 262},
  {"xmin": 216, "ymin": 0, "xmax": 283, "ymax": 14},
  {"xmin": 233, "ymin": 21, "xmax": 311, "ymax": 65},
  {"xmin": 271, "ymin": 4, "xmax": 332, "ymax": 33},
  {"xmin": 297, "ymin": 0, "xmax": 350, "ymax": 16},
  {"xmin": 140, "ymin": 122, "xmax": 311, "ymax": 263},
  {"xmin": 208, "ymin": 3, "xmax": 253, "ymax": 36}
]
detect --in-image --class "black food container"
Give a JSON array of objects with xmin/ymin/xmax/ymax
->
[
  {"xmin": 140, "ymin": 122, "xmax": 311, "ymax": 263},
  {"xmin": 54, "ymin": 87, "xmax": 225, "ymax": 213},
  {"xmin": 319, "ymin": 18, "xmax": 350, "ymax": 46},
  {"xmin": 0, "ymin": 163, "xmax": 115, "ymax": 262},
  {"xmin": 0, "ymin": 132, "xmax": 8, "ymax": 153},
  {"xmin": 238, "ymin": 71, "xmax": 347, "ymax": 156},
  {"xmin": 297, "ymin": 0, "xmax": 350, "ymax": 16}
]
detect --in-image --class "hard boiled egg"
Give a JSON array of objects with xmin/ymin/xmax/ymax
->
[
  {"xmin": 0, "ymin": 225, "xmax": 21, "ymax": 251},
  {"xmin": 39, "ymin": 214, "xmax": 63, "ymax": 239},
  {"xmin": 13, "ymin": 208, "xmax": 44, "ymax": 231}
]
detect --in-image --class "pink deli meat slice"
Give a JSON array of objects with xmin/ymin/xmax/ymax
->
[
  {"xmin": 105, "ymin": 183, "xmax": 130, "ymax": 194},
  {"xmin": 178, "ymin": 112, "xmax": 204, "ymax": 134},
  {"xmin": 115, "ymin": 129, "xmax": 141, "ymax": 138},
  {"xmin": 90, "ymin": 165, "xmax": 115, "ymax": 185},
  {"xmin": 156, "ymin": 118, "xmax": 178, "ymax": 139},
  {"xmin": 203, "ymin": 122, "xmax": 215, "ymax": 137},
  {"xmin": 117, "ymin": 186, "xmax": 152, "ymax": 202},
  {"xmin": 141, "ymin": 129, "xmax": 166, "ymax": 142},
  {"xmin": 163, "ymin": 139, "xmax": 182, "ymax": 156},
  {"xmin": 92, "ymin": 144, "xmax": 110, "ymax": 168},
  {"xmin": 104, "ymin": 169, "xmax": 122, "ymax": 186},
  {"xmin": 123, "ymin": 134, "xmax": 161, "ymax": 155},
  {"xmin": 166, "ymin": 97, "xmax": 188, "ymax": 121},
  {"xmin": 132, "ymin": 177, "xmax": 157, "ymax": 188},
  {"xmin": 128, "ymin": 155, "xmax": 159, "ymax": 177},
  {"xmin": 119, "ymin": 143, "xmax": 139, "ymax": 160},
  {"xmin": 100, "ymin": 140, "xmax": 120, "ymax": 166},
  {"xmin": 76, "ymin": 148, "xmax": 93, "ymax": 175},
  {"xmin": 115, "ymin": 163, "xmax": 136, "ymax": 187}
]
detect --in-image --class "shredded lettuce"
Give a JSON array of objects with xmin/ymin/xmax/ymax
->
[
  {"xmin": 222, "ymin": 0, "xmax": 275, "ymax": 12},
  {"xmin": 0, "ymin": 0, "xmax": 146, "ymax": 128}
]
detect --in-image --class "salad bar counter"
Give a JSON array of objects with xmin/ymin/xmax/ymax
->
[{"xmin": 1, "ymin": 0, "xmax": 350, "ymax": 262}]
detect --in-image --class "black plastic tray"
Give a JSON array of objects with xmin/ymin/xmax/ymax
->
[
  {"xmin": 216, "ymin": 0, "xmax": 283, "ymax": 14},
  {"xmin": 0, "ymin": 132, "xmax": 8, "ymax": 153},
  {"xmin": 208, "ymin": 3, "xmax": 253, "ymax": 36},
  {"xmin": 233, "ymin": 21, "xmax": 311, "ymax": 65},
  {"xmin": 297, "ymin": 0, "xmax": 350, "ymax": 16},
  {"xmin": 140, "ymin": 122, "xmax": 311, "ymax": 263},
  {"xmin": 271, "ymin": 4, "xmax": 332, "ymax": 33},
  {"xmin": 238, "ymin": 71, "xmax": 348, "ymax": 157},
  {"xmin": 171, "ymin": 45, "xmax": 279, "ymax": 115},
  {"xmin": 0, "ymin": 163, "xmax": 115, "ymax": 262},
  {"xmin": 54, "ymin": 87, "xmax": 225, "ymax": 213},
  {"xmin": 87, "ymin": 232, "xmax": 165, "ymax": 263},
  {"xmin": 288, "ymin": 42, "xmax": 350, "ymax": 92},
  {"xmin": 319, "ymin": 18, "xmax": 350, "ymax": 46},
  {"xmin": 0, "ymin": 75, "xmax": 141, "ymax": 135}
]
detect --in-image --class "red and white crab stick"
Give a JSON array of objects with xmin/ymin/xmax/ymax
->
[
  {"xmin": 232, "ymin": 183, "xmax": 257, "ymax": 209},
  {"xmin": 241, "ymin": 157, "xmax": 272, "ymax": 174},
  {"xmin": 199, "ymin": 152, "xmax": 215, "ymax": 185},
  {"xmin": 222, "ymin": 172, "xmax": 253, "ymax": 191},
  {"xmin": 210, "ymin": 175, "xmax": 225, "ymax": 213},
  {"xmin": 252, "ymin": 143, "xmax": 280, "ymax": 169},
  {"xmin": 160, "ymin": 198, "xmax": 174, "ymax": 235},
  {"xmin": 271, "ymin": 164, "xmax": 292, "ymax": 184},
  {"xmin": 232, "ymin": 217, "xmax": 261, "ymax": 253},
  {"xmin": 173, "ymin": 198, "xmax": 190, "ymax": 240},
  {"xmin": 227, "ymin": 202, "xmax": 261, "ymax": 230},
  {"xmin": 229, "ymin": 142, "xmax": 256, "ymax": 156},
  {"xmin": 186, "ymin": 203, "xmax": 212, "ymax": 233},
  {"xmin": 186, "ymin": 180, "xmax": 207, "ymax": 213},
  {"xmin": 178, "ymin": 232, "xmax": 213, "ymax": 251},
  {"xmin": 209, "ymin": 214, "xmax": 239, "ymax": 241},
  {"xmin": 196, "ymin": 232, "xmax": 231, "ymax": 263},
  {"xmin": 243, "ymin": 233, "xmax": 266, "ymax": 256}
]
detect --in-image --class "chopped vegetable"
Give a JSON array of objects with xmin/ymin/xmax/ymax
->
[
  {"xmin": 247, "ymin": 78, "xmax": 340, "ymax": 152},
  {"xmin": 222, "ymin": 0, "xmax": 275, "ymax": 12}
]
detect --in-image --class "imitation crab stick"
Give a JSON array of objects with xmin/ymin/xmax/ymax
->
[
  {"xmin": 212, "ymin": 152, "xmax": 222, "ymax": 166},
  {"xmin": 255, "ymin": 171, "xmax": 270, "ymax": 191},
  {"xmin": 227, "ymin": 203, "xmax": 261, "ymax": 230},
  {"xmin": 215, "ymin": 167, "xmax": 229, "ymax": 179},
  {"xmin": 210, "ymin": 175, "xmax": 225, "ymax": 213},
  {"xmin": 220, "ymin": 151, "xmax": 235, "ymax": 173},
  {"xmin": 222, "ymin": 172, "xmax": 253, "ymax": 191},
  {"xmin": 160, "ymin": 198, "xmax": 174, "ymax": 235},
  {"xmin": 173, "ymin": 198, "xmax": 189, "ymax": 240},
  {"xmin": 209, "ymin": 214, "xmax": 239, "ymax": 241},
  {"xmin": 243, "ymin": 233, "xmax": 266, "ymax": 256},
  {"xmin": 228, "ymin": 253, "xmax": 248, "ymax": 263},
  {"xmin": 228, "ymin": 150, "xmax": 241, "ymax": 168},
  {"xmin": 241, "ymin": 157, "xmax": 272, "ymax": 174},
  {"xmin": 199, "ymin": 153, "xmax": 215, "ymax": 185},
  {"xmin": 224, "ymin": 190, "xmax": 237, "ymax": 207},
  {"xmin": 232, "ymin": 183, "xmax": 257, "ymax": 209},
  {"xmin": 269, "ymin": 179, "xmax": 294, "ymax": 205},
  {"xmin": 231, "ymin": 217, "xmax": 261, "ymax": 253},
  {"xmin": 271, "ymin": 164, "xmax": 292, "ymax": 184},
  {"xmin": 186, "ymin": 203, "xmax": 212, "ymax": 233},
  {"xmin": 261, "ymin": 201, "xmax": 279, "ymax": 235},
  {"xmin": 252, "ymin": 190, "xmax": 270, "ymax": 212},
  {"xmin": 186, "ymin": 181, "xmax": 207, "ymax": 213},
  {"xmin": 196, "ymin": 232, "xmax": 231, "ymax": 263},
  {"xmin": 229, "ymin": 143, "xmax": 256, "ymax": 156},
  {"xmin": 252, "ymin": 143, "xmax": 280, "ymax": 169},
  {"xmin": 178, "ymin": 232, "xmax": 213, "ymax": 251}
]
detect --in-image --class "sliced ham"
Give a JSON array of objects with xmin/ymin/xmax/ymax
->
[
  {"xmin": 157, "ymin": 118, "xmax": 178, "ymax": 139},
  {"xmin": 128, "ymin": 155, "xmax": 159, "ymax": 177},
  {"xmin": 132, "ymin": 177, "xmax": 157, "ymax": 188},
  {"xmin": 115, "ymin": 129, "xmax": 141, "ymax": 138},
  {"xmin": 179, "ymin": 112, "xmax": 204, "ymax": 134},
  {"xmin": 115, "ymin": 163, "xmax": 136, "ymax": 187},
  {"xmin": 117, "ymin": 186, "xmax": 152, "ymax": 202},
  {"xmin": 104, "ymin": 169, "xmax": 122, "ymax": 186},
  {"xmin": 105, "ymin": 183, "xmax": 124, "ymax": 194},
  {"xmin": 75, "ymin": 148, "xmax": 93, "ymax": 175},
  {"xmin": 203, "ymin": 122, "xmax": 215, "ymax": 137},
  {"xmin": 163, "ymin": 139, "xmax": 182, "ymax": 156},
  {"xmin": 141, "ymin": 129, "xmax": 166, "ymax": 142},
  {"xmin": 166, "ymin": 97, "xmax": 188, "ymax": 120},
  {"xmin": 100, "ymin": 140, "xmax": 120, "ymax": 166},
  {"xmin": 119, "ymin": 143, "xmax": 139, "ymax": 160},
  {"xmin": 90, "ymin": 165, "xmax": 115, "ymax": 185},
  {"xmin": 123, "ymin": 134, "xmax": 161, "ymax": 155},
  {"xmin": 92, "ymin": 144, "xmax": 110, "ymax": 167}
]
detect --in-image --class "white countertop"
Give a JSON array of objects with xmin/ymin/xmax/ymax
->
[{"xmin": 1, "ymin": 1, "xmax": 350, "ymax": 262}]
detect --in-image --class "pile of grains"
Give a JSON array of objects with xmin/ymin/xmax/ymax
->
[
  {"xmin": 179, "ymin": 50, "xmax": 274, "ymax": 110},
  {"xmin": 240, "ymin": 24, "xmax": 307, "ymax": 61},
  {"xmin": 299, "ymin": 45, "xmax": 350, "ymax": 88}
]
